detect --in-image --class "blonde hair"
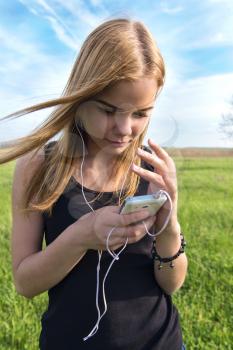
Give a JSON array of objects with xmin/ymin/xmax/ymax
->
[{"xmin": 0, "ymin": 17, "xmax": 165, "ymax": 217}]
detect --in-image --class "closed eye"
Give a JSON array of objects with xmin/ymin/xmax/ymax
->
[
  {"xmin": 107, "ymin": 110, "xmax": 148, "ymax": 118},
  {"xmin": 98, "ymin": 107, "xmax": 115, "ymax": 115},
  {"xmin": 98, "ymin": 107, "xmax": 151, "ymax": 118},
  {"xmin": 104, "ymin": 110, "xmax": 115, "ymax": 116},
  {"xmin": 134, "ymin": 111, "xmax": 150, "ymax": 118}
]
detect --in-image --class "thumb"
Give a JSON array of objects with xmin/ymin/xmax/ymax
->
[{"xmin": 111, "ymin": 205, "xmax": 121, "ymax": 214}]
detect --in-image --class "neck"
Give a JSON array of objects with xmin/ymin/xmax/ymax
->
[
  {"xmin": 82, "ymin": 140, "xmax": 119, "ymax": 169},
  {"xmin": 79, "ymin": 156, "xmax": 116, "ymax": 175}
]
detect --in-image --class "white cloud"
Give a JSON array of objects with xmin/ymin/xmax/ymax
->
[
  {"xmin": 54, "ymin": 0, "xmax": 108, "ymax": 27},
  {"xmin": 19, "ymin": 0, "xmax": 87, "ymax": 50},
  {"xmin": 45, "ymin": 15, "xmax": 80, "ymax": 50},
  {"xmin": 0, "ymin": 26, "xmax": 43, "ymax": 58},
  {"xmin": 147, "ymin": 73, "xmax": 233, "ymax": 147},
  {"xmin": 160, "ymin": 2, "xmax": 184, "ymax": 15},
  {"xmin": 20, "ymin": 0, "xmax": 109, "ymax": 48},
  {"xmin": 208, "ymin": 0, "xmax": 232, "ymax": 3},
  {"xmin": 35, "ymin": 0, "xmax": 83, "ymax": 42},
  {"xmin": 0, "ymin": 0, "xmax": 108, "ymax": 141},
  {"xmin": 181, "ymin": 1, "xmax": 233, "ymax": 49},
  {"xmin": 90, "ymin": 0, "xmax": 103, "ymax": 6},
  {"xmin": 18, "ymin": 0, "xmax": 40, "ymax": 16},
  {"xmin": 0, "ymin": 23, "xmax": 73, "ymax": 140},
  {"xmin": 149, "ymin": 0, "xmax": 233, "ymax": 50},
  {"xmin": 1, "ymin": 0, "xmax": 233, "ymax": 148}
]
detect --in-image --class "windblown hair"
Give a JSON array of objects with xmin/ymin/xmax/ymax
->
[{"xmin": 0, "ymin": 17, "xmax": 165, "ymax": 217}]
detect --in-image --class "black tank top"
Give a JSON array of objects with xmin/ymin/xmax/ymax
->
[{"xmin": 39, "ymin": 141, "xmax": 183, "ymax": 350}]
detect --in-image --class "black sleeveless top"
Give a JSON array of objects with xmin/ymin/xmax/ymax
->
[{"xmin": 39, "ymin": 141, "xmax": 183, "ymax": 350}]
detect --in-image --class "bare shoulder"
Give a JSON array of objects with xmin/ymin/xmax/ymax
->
[{"xmin": 15, "ymin": 146, "xmax": 45, "ymax": 181}]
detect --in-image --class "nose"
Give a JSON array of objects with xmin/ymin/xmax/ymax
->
[{"xmin": 113, "ymin": 114, "xmax": 132, "ymax": 136}]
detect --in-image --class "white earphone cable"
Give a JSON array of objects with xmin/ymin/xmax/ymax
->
[{"xmin": 75, "ymin": 125, "xmax": 172, "ymax": 342}]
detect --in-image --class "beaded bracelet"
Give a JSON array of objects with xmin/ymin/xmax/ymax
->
[{"xmin": 151, "ymin": 233, "xmax": 186, "ymax": 270}]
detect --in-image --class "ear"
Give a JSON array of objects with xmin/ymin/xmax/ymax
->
[{"xmin": 77, "ymin": 119, "xmax": 85, "ymax": 130}]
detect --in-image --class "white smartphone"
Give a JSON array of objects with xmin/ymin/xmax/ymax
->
[{"xmin": 119, "ymin": 192, "xmax": 167, "ymax": 216}]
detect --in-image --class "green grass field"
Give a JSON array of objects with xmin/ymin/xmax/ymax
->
[{"xmin": 0, "ymin": 157, "xmax": 232, "ymax": 349}]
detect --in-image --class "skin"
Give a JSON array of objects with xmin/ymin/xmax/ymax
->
[
  {"xmin": 12, "ymin": 77, "xmax": 187, "ymax": 299},
  {"xmin": 133, "ymin": 138, "xmax": 178, "ymax": 233},
  {"xmin": 75, "ymin": 77, "xmax": 178, "ymax": 230},
  {"xmin": 75, "ymin": 77, "xmax": 157, "ymax": 170},
  {"xmin": 75, "ymin": 77, "xmax": 188, "ymax": 294},
  {"xmin": 131, "ymin": 139, "xmax": 188, "ymax": 295}
]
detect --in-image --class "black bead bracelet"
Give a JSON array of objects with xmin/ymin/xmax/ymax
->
[{"xmin": 151, "ymin": 233, "xmax": 186, "ymax": 270}]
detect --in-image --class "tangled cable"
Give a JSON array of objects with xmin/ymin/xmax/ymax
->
[{"xmin": 75, "ymin": 125, "xmax": 172, "ymax": 341}]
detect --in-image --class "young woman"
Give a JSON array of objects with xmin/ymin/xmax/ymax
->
[{"xmin": 0, "ymin": 18, "xmax": 187, "ymax": 349}]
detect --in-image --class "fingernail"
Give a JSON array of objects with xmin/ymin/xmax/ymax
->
[
  {"xmin": 132, "ymin": 164, "xmax": 140, "ymax": 171},
  {"xmin": 149, "ymin": 138, "xmax": 155, "ymax": 145}
]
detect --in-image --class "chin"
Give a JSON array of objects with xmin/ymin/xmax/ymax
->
[{"xmin": 90, "ymin": 137, "xmax": 131, "ymax": 156}]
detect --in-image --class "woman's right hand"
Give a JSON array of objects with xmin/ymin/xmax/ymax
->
[{"xmin": 77, "ymin": 205, "xmax": 156, "ymax": 251}]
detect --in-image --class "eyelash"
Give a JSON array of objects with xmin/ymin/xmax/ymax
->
[{"xmin": 99, "ymin": 108, "xmax": 149, "ymax": 118}]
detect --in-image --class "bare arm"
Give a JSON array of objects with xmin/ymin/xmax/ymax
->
[
  {"xmin": 11, "ymin": 149, "xmax": 89, "ymax": 299},
  {"xmin": 153, "ymin": 220, "xmax": 188, "ymax": 295},
  {"xmin": 15, "ymin": 221, "xmax": 88, "ymax": 299},
  {"xmin": 130, "ymin": 141, "xmax": 188, "ymax": 296},
  {"xmin": 11, "ymin": 150, "xmax": 155, "ymax": 299}
]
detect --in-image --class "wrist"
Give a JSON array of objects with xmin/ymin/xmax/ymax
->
[
  {"xmin": 161, "ymin": 217, "xmax": 180, "ymax": 236},
  {"xmin": 70, "ymin": 213, "xmax": 93, "ymax": 251},
  {"xmin": 152, "ymin": 233, "xmax": 186, "ymax": 270},
  {"xmin": 153, "ymin": 218, "xmax": 181, "ymax": 258},
  {"xmin": 154, "ymin": 231, "xmax": 181, "ymax": 257}
]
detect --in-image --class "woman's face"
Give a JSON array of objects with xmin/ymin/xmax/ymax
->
[{"xmin": 75, "ymin": 77, "xmax": 158, "ymax": 157}]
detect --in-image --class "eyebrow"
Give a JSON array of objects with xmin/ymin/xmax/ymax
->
[{"xmin": 93, "ymin": 98, "xmax": 154, "ymax": 112}]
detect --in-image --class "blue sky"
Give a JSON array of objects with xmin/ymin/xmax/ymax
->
[{"xmin": 0, "ymin": 0, "xmax": 233, "ymax": 147}]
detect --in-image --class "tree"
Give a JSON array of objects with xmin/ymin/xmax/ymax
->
[{"xmin": 219, "ymin": 96, "xmax": 233, "ymax": 139}]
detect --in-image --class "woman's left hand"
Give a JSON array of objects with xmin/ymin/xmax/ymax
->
[{"xmin": 131, "ymin": 138, "xmax": 179, "ymax": 235}]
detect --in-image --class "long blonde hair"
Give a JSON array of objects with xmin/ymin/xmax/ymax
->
[{"xmin": 0, "ymin": 17, "xmax": 165, "ymax": 217}]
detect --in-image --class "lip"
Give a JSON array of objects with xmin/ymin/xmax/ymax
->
[{"xmin": 105, "ymin": 139, "xmax": 130, "ymax": 146}]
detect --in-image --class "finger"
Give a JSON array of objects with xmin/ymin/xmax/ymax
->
[
  {"xmin": 128, "ymin": 213, "xmax": 156, "ymax": 226},
  {"xmin": 106, "ymin": 216, "xmax": 156, "ymax": 247},
  {"xmin": 124, "ymin": 215, "xmax": 156, "ymax": 238},
  {"xmin": 118, "ymin": 209, "xmax": 151, "ymax": 227},
  {"xmin": 136, "ymin": 147, "xmax": 164, "ymax": 170},
  {"xmin": 131, "ymin": 164, "xmax": 166, "ymax": 188},
  {"xmin": 137, "ymin": 215, "xmax": 157, "ymax": 233},
  {"xmin": 111, "ymin": 205, "xmax": 122, "ymax": 213},
  {"xmin": 148, "ymin": 139, "xmax": 170, "ymax": 162}
]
